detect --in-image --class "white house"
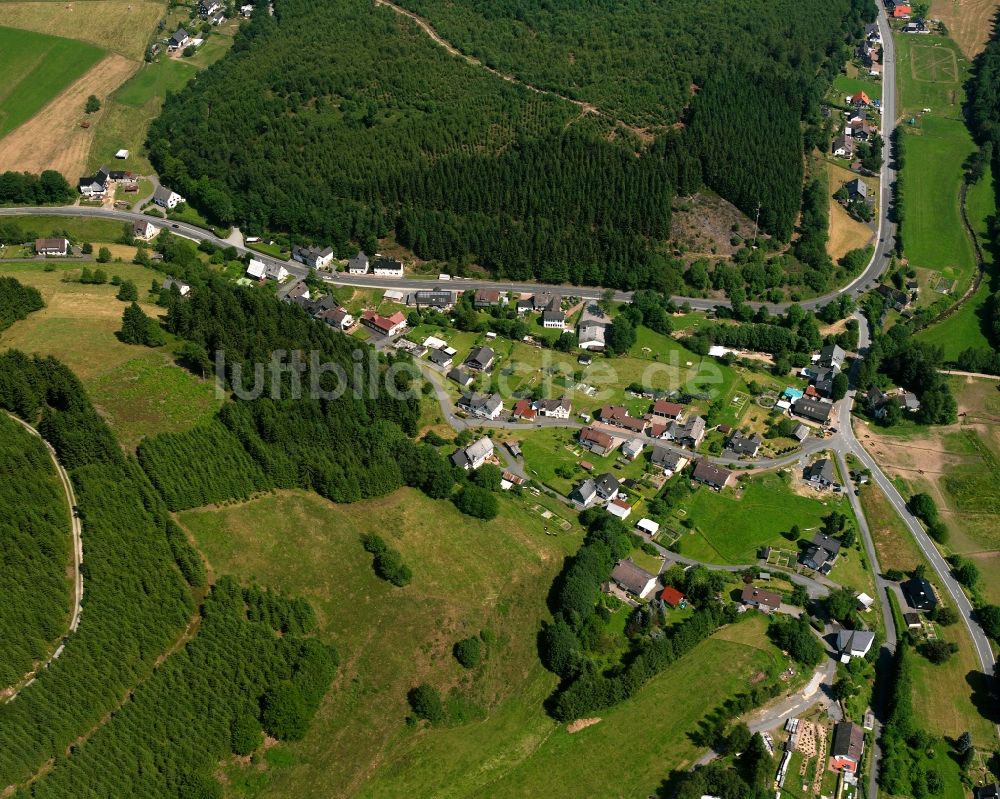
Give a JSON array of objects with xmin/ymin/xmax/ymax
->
[
  {"xmin": 162, "ymin": 277, "xmax": 191, "ymax": 296},
  {"xmin": 607, "ymin": 498, "xmax": 632, "ymax": 520},
  {"xmin": 246, "ymin": 258, "xmax": 268, "ymax": 279},
  {"xmin": 371, "ymin": 256, "xmax": 403, "ymax": 277},
  {"xmin": 836, "ymin": 629, "xmax": 875, "ymax": 662},
  {"xmin": 266, "ymin": 263, "xmax": 289, "ymax": 281},
  {"xmin": 78, "ymin": 166, "xmax": 109, "ymax": 196},
  {"xmin": 610, "ymin": 560, "xmax": 658, "ymax": 599},
  {"xmin": 133, "ymin": 220, "xmax": 159, "ymax": 241},
  {"xmin": 534, "ymin": 396, "xmax": 571, "ymax": 419},
  {"xmin": 347, "ymin": 250, "xmax": 369, "ymax": 274},
  {"xmin": 292, "ymin": 245, "xmax": 335, "ymax": 269},
  {"xmin": 34, "ymin": 238, "xmax": 70, "ymax": 256},
  {"xmin": 152, "ymin": 186, "xmax": 185, "ymax": 209}
]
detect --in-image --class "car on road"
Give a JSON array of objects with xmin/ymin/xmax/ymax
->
[{"xmin": 171, "ymin": 223, "xmax": 179, "ymax": 228}]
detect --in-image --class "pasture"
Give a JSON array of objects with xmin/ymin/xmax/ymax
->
[
  {"xmin": 180, "ymin": 488, "xmax": 785, "ymax": 799},
  {"xmin": 0, "ymin": 25, "xmax": 104, "ymax": 138}
]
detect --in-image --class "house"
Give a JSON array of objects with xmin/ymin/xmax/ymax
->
[
  {"xmin": 307, "ymin": 294, "xmax": 336, "ymax": 316},
  {"xmin": 651, "ymin": 400, "xmax": 684, "ymax": 421},
  {"xmin": 570, "ymin": 478, "xmax": 598, "ymax": 507},
  {"xmin": 892, "ymin": 4, "xmax": 912, "ymax": 18},
  {"xmin": 819, "ymin": 343, "xmax": 846, "ymax": 371},
  {"xmin": 852, "ymin": 121, "xmax": 875, "ymax": 141},
  {"xmin": 856, "ymin": 593, "xmax": 875, "ymax": 612},
  {"xmin": 284, "ymin": 280, "xmax": 311, "ymax": 306},
  {"xmin": 450, "ymin": 436, "xmax": 494, "ymax": 470},
  {"xmin": 168, "ymin": 27, "xmax": 190, "ymax": 49},
  {"xmin": 741, "ymin": 586, "xmax": 781, "ymax": 613},
  {"xmin": 463, "ymin": 346, "xmax": 495, "ymax": 372},
  {"xmin": 725, "ymin": 430, "xmax": 762, "ymax": 458},
  {"xmin": 865, "ymin": 21, "xmax": 881, "ymax": 42},
  {"xmin": 535, "ymin": 396, "xmax": 571, "ymax": 419},
  {"xmin": 152, "ymin": 186, "xmax": 185, "ymax": 209},
  {"xmin": 802, "ymin": 532, "xmax": 842, "ymax": 572},
  {"xmin": 599, "ymin": 404, "xmax": 629, "ymax": 424},
  {"xmin": 973, "ymin": 785, "xmax": 999, "ymax": 799},
  {"xmin": 833, "ymin": 134, "xmax": 855, "ymax": 158},
  {"xmin": 540, "ymin": 295, "xmax": 565, "ymax": 329},
  {"xmin": 898, "ymin": 391, "xmax": 920, "ymax": 413},
  {"xmin": 845, "ymin": 178, "xmax": 871, "ymax": 204},
  {"xmin": 691, "ymin": 460, "xmax": 734, "ymax": 490},
  {"xmin": 792, "ymin": 424, "xmax": 810, "ymax": 442},
  {"xmin": 411, "ymin": 290, "xmax": 453, "ymax": 309},
  {"xmin": 474, "ymin": 288, "xmax": 504, "ymax": 307},
  {"xmin": 209, "ymin": 10, "xmax": 226, "ymax": 24},
  {"xmin": 78, "ymin": 166, "xmax": 109, "ymax": 196},
  {"xmin": 240, "ymin": 3, "xmax": 253, "ymax": 16},
  {"xmin": 446, "ymin": 367, "xmax": 474, "ymax": 388},
  {"xmin": 162, "ymin": 277, "xmax": 191, "ymax": 297},
  {"xmin": 607, "ymin": 498, "xmax": 632, "ymax": 520},
  {"xmin": 577, "ymin": 303, "xmax": 609, "ymax": 350},
  {"xmin": 668, "ymin": 415, "xmax": 706, "ymax": 448},
  {"xmin": 793, "ymin": 397, "xmax": 834, "ymax": 424},
  {"xmin": 621, "ymin": 439, "xmax": 644, "ymax": 461},
  {"xmin": 580, "ymin": 427, "xmax": 615, "ymax": 456},
  {"xmin": 198, "ymin": 0, "xmax": 221, "ymax": 16},
  {"xmin": 512, "ymin": 399, "xmax": 537, "ymax": 420},
  {"xmin": 829, "ymin": 722, "xmax": 865, "ymax": 774},
  {"xmin": 133, "ymin": 220, "xmax": 158, "ymax": 241},
  {"xmin": 903, "ymin": 612, "xmax": 922, "ymax": 629},
  {"xmin": 34, "ymin": 238, "xmax": 70, "ymax": 256},
  {"xmin": 360, "ymin": 309, "xmax": 406, "ymax": 337},
  {"xmin": 650, "ymin": 446, "xmax": 688, "ymax": 476},
  {"xmin": 292, "ymin": 245, "xmax": 335, "ymax": 269},
  {"xmin": 610, "ymin": 560, "xmax": 658, "ymax": 599},
  {"xmin": 371, "ymin": 256, "xmax": 404, "ymax": 277},
  {"xmin": 427, "ymin": 348, "xmax": 453, "ymax": 369},
  {"xmin": 813, "ymin": 367, "xmax": 836, "ymax": 397},
  {"xmin": 515, "ymin": 298, "xmax": 534, "ymax": 314},
  {"xmin": 595, "ymin": 472, "xmax": 620, "ymax": 501},
  {"xmin": 805, "ymin": 458, "xmax": 837, "ymax": 488},
  {"xmin": 850, "ymin": 90, "xmax": 871, "ymax": 107},
  {"xmin": 902, "ymin": 576, "xmax": 937, "ymax": 611},
  {"xmin": 636, "ymin": 518, "xmax": 660, "ymax": 536},
  {"xmin": 659, "ymin": 586, "xmax": 686, "ymax": 608},
  {"xmin": 317, "ymin": 307, "xmax": 353, "ymax": 330},
  {"xmin": 347, "ymin": 251, "xmax": 369, "ymax": 274},
  {"xmin": 836, "ymin": 629, "xmax": 874, "ymax": 662},
  {"xmin": 457, "ymin": 392, "xmax": 504, "ymax": 420},
  {"xmin": 246, "ymin": 258, "xmax": 268, "ymax": 280}
]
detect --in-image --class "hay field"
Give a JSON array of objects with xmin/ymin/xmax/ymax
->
[{"xmin": 930, "ymin": 0, "xmax": 1000, "ymax": 58}]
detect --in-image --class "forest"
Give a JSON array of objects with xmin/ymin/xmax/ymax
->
[
  {"xmin": 0, "ymin": 413, "xmax": 71, "ymax": 687},
  {"xmin": 0, "ymin": 170, "xmax": 74, "ymax": 206},
  {"xmin": 148, "ymin": 0, "xmax": 872, "ymax": 288},
  {"xmin": 0, "ymin": 276, "xmax": 44, "ymax": 332}
]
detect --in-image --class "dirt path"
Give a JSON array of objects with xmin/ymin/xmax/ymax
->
[
  {"xmin": 372, "ymin": 0, "xmax": 656, "ymax": 142},
  {"xmin": 0, "ymin": 53, "xmax": 138, "ymax": 179}
]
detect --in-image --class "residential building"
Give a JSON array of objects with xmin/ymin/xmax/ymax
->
[
  {"xmin": 535, "ymin": 396, "xmax": 571, "ymax": 419},
  {"xmin": 691, "ymin": 460, "xmax": 734, "ymax": 490},
  {"xmin": 246, "ymin": 258, "xmax": 268, "ymax": 280},
  {"xmin": 474, "ymin": 288, "xmax": 504, "ymax": 307},
  {"xmin": 577, "ymin": 303, "xmax": 609, "ymax": 350},
  {"xmin": 450, "ymin": 436, "xmax": 494, "ymax": 470},
  {"xmin": 610, "ymin": 560, "xmax": 658, "ymax": 599},
  {"xmin": 973, "ymin": 785, "xmax": 999, "ymax": 799},
  {"xmin": 902, "ymin": 576, "xmax": 937, "ymax": 611},
  {"xmin": 793, "ymin": 397, "xmax": 833, "ymax": 424},
  {"xmin": 347, "ymin": 250, "xmax": 369, "ymax": 274},
  {"xmin": 805, "ymin": 458, "xmax": 837, "ymax": 488},
  {"xmin": 580, "ymin": 427, "xmax": 615, "ymax": 456},
  {"xmin": 802, "ymin": 532, "xmax": 842, "ymax": 572},
  {"xmin": 819, "ymin": 343, "xmax": 846, "ymax": 371},
  {"xmin": 371, "ymin": 256, "xmax": 403, "ymax": 277},
  {"xmin": 833, "ymin": 134, "xmax": 855, "ymax": 158},
  {"xmin": 856, "ymin": 593, "xmax": 875, "ymax": 612},
  {"xmin": 651, "ymin": 400, "xmax": 684, "ymax": 421},
  {"xmin": 240, "ymin": 3, "xmax": 253, "ymax": 15},
  {"xmin": 133, "ymin": 220, "xmax": 158, "ymax": 241},
  {"xmin": 284, "ymin": 281, "xmax": 311, "ymax": 305},
  {"xmin": 446, "ymin": 367, "xmax": 473, "ymax": 388},
  {"xmin": 792, "ymin": 424, "xmax": 810, "ymax": 442},
  {"xmin": 457, "ymin": 392, "xmax": 504, "ymax": 420},
  {"xmin": 317, "ymin": 307, "xmax": 353, "ymax": 330},
  {"xmin": 845, "ymin": 178, "xmax": 871, "ymax": 204},
  {"xmin": 836, "ymin": 629, "xmax": 875, "ymax": 662},
  {"xmin": 650, "ymin": 446, "xmax": 688, "ymax": 476},
  {"xmin": 725, "ymin": 430, "xmax": 761, "ymax": 458},
  {"xmin": 892, "ymin": 3, "xmax": 912, "ymax": 18},
  {"xmin": 512, "ymin": 399, "xmax": 536, "ymax": 420},
  {"xmin": 829, "ymin": 722, "xmax": 865, "ymax": 774},
  {"xmin": 463, "ymin": 346, "xmax": 495, "ymax": 372},
  {"xmin": 34, "ymin": 238, "xmax": 69, "ymax": 256},
  {"xmin": 411, "ymin": 290, "xmax": 454, "ymax": 309},
  {"xmin": 850, "ymin": 90, "xmax": 871, "ymax": 107},
  {"xmin": 540, "ymin": 295, "xmax": 565, "ymax": 329},
  {"xmin": 198, "ymin": 0, "xmax": 221, "ymax": 16},
  {"xmin": 570, "ymin": 478, "xmax": 598, "ymax": 507},
  {"xmin": 594, "ymin": 472, "xmax": 619, "ymax": 501},
  {"xmin": 291, "ymin": 244, "xmax": 335, "ymax": 269},
  {"xmin": 152, "ymin": 186, "xmax": 185, "ymax": 209},
  {"xmin": 168, "ymin": 27, "xmax": 190, "ymax": 49},
  {"xmin": 78, "ymin": 166, "xmax": 109, "ymax": 196},
  {"xmin": 667, "ymin": 415, "xmax": 706, "ymax": 448},
  {"xmin": 659, "ymin": 586, "xmax": 686, "ymax": 608},
  {"xmin": 427, "ymin": 348, "xmax": 453, "ymax": 369},
  {"xmin": 877, "ymin": 284, "xmax": 909, "ymax": 311},
  {"xmin": 162, "ymin": 277, "xmax": 191, "ymax": 297},
  {"xmin": 813, "ymin": 366, "xmax": 836, "ymax": 397},
  {"xmin": 607, "ymin": 498, "xmax": 632, "ymax": 520},
  {"xmin": 360, "ymin": 309, "xmax": 406, "ymax": 336},
  {"xmin": 741, "ymin": 586, "xmax": 781, "ymax": 613}
]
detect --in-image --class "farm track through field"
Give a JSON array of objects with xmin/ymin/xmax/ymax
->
[{"xmin": 373, "ymin": 0, "xmax": 659, "ymax": 142}]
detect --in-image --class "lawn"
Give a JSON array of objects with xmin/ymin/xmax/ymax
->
[
  {"xmin": 0, "ymin": 214, "xmax": 131, "ymax": 244},
  {"xmin": 0, "ymin": 261, "xmax": 220, "ymax": 448},
  {"xmin": 0, "ymin": 26, "xmax": 104, "ymax": 139},
  {"xmin": 832, "ymin": 73, "xmax": 883, "ymax": 102},
  {"xmin": 826, "ymin": 161, "xmax": 876, "ymax": 260},
  {"xmin": 673, "ymin": 470, "xmax": 856, "ymax": 565}
]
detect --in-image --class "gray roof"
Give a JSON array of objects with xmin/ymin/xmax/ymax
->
[
  {"xmin": 428, "ymin": 349, "xmax": 452, "ymax": 366},
  {"xmin": 651, "ymin": 445, "xmax": 685, "ymax": 471},
  {"xmin": 793, "ymin": 397, "xmax": 833, "ymax": 423},
  {"xmin": 820, "ymin": 343, "xmax": 846, "ymax": 369},
  {"xmin": 792, "ymin": 424, "xmax": 810, "ymax": 441},
  {"xmin": 610, "ymin": 560, "xmax": 656, "ymax": 596},
  {"xmin": 447, "ymin": 367, "xmax": 472, "ymax": 386},
  {"xmin": 831, "ymin": 722, "xmax": 865, "ymax": 760},
  {"xmin": 811, "ymin": 532, "xmax": 842, "ymax": 556},
  {"xmin": 692, "ymin": 460, "xmax": 732, "ymax": 488},
  {"xmin": 805, "ymin": 458, "xmax": 837, "ymax": 484},
  {"xmin": 348, "ymin": 251, "xmax": 369, "ymax": 270},
  {"xmin": 464, "ymin": 346, "xmax": 495, "ymax": 369},
  {"xmin": 465, "ymin": 436, "xmax": 493, "ymax": 464},
  {"xmin": 836, "ymin": 629, "xmax": 875, "ymax": 655},
  {"xmin": 595, "ymin": 472, "xmax": 619, "ymax": 498},
  {"xmin": 571, "ymin": 478, "xmax": 597, "ymax": 503},
  {"xmin": 726, "ymin": 430, "xmax": 761, "ymax": 455}
]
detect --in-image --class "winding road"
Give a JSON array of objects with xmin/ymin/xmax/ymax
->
[{"xmin": 3, "ymin": 413, "xmax": 83, "ymax": 702}]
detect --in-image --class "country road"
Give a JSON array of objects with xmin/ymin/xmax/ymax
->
[{"xmin": 3, "ymin": 412, "xmax": 83, "ymax": 702}]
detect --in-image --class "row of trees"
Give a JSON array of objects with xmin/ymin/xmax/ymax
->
[
  {"xmin": 0, "ymin": 170, "xmax": 73, "ymax": 206},
  {"xmin": 0, "ymin": 275, "xmax": 43, "ymax": 332}
]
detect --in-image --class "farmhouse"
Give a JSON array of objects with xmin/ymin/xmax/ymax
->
[
  {"xmin": 360, "ymin": 309, "xmax": 406, "ymax": 336},
  {"xmin": 152, "ymin": 186, "xmax": 185, "ymax": 209},
  {"xmin": 535, "ymin": 396, "xmax": 571, "ymax": 419},
  {"xmin": 836, "ymin": 629, "xmax": 875, "ymax": 662},
  {"xmin": 804, "ymin": 458, "xmax": 837, "ymax": 488},
  {"xmin": 292, "ymin": 244, "xmax": 335, "ymax": 269},
  {"xmin": 78, "ymin": 167, "xmax": 110, "ymax": 196},
  {"xmin": 457, "ymin": 392, "xmax": 504, "ymax": 420},
  {"xmin": 450, "ymin": 436, "xmax": 494, "ymax": 470},
  {"xmin": 446, "ymin": 367, "xmax": 474, "ymax": 388},
  {"xmin": 691, "ymin": 460, "xmax": 734, "ymax": 491},
  {"xmin": 347, "ymin": 251, "xmax": 370, "ymax": 274},
  {"xmin": 580, "ymin": 427, "xmax": 615, "ymax": 456},
  {"xmin": 902, "ymin": 576, "xmax": 937, "ymax": 612},
  {"xmin": 650, "ymin": 446, "xmax": 688, "ymax": 476},
  {"xmin": 793, "ymin": 397, "xmax": 833, "ymax": 424},
  {"xmin": 371, "ymin": 256, "xmax": 404, "ymax": 277},
  {"xmin": 162, "ymin": 277, "xmax": 191, "ymax": 297},
  {"xmin": 829, "ymin": 722, "xmax": 865, "ymax": 775},
  {"xmin": 741, "ymin": 586, "xmax": 781, "ymax": 613},
  {"xmin": 34, "ymin": 238, "xmax": 70, "ymax": 256},
  {"xmin": 570, "ymin": 478, "xmax": 598, "ymax": 507},
  {"xmin": 133, "ymin": 220, "xmax": 159, "ymax": 241},
  {"xmin": 610, "ymin": 560, "xmax": 658, "ymax": 600}
]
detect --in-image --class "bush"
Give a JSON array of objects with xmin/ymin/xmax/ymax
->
[
  {"xmin": 452, "ymin": 484, "xmax": 498, "ymax": 519},
  {"xmin": 407, "ymin": 683, "xmax": 444, "ymax": 723},
  {"xmin": 261, "ymin": 681, "xmax": 309, "ymax": 741},
  {"xmin": 918, "ymin": 640, "xmax": 958, "ymax": 664},
  {"xmin": 453, "ymin": 636, "xmax": 483, "ymax": 669},
  {"xmin": 96, "ymin": 247, "xmax": 111, "ymax": 264},
  {"xmin": 362, "ymin": 534, "xmax": 412, "ymax": 586}
]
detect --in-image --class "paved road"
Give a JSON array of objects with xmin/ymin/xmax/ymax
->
[{"xmin": 3, "ymin": 413, "xmax": 83, "ymax": 702}]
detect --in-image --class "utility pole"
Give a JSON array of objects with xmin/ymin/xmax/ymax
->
[{"xmin": 752, "ymin": 201, "xmax": 761, "ymax": 247}]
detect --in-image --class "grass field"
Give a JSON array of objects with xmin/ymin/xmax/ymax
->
[
  {"xmin": 832, "ymin": 73, "xmax": 882, "ymax": 102},
  {"xmin": 0, "ymin": 25, "xmax": 104, "ymax": 138},
  {"xmin": 178, "ymin": 488, "xmax": 786, "ymax": 798},
  {"xmin": 672, "ymin": 470, "xmax": 856, "ymax": 564},
  {"xmin": 0, "ymin": 214, "xmax": 131, "ymax": 242},
  {"xmin": 826, "ymin": 161, "xmax": 876, "ymax": 260},
  {"xmin": 0, "ymin": 1, "xmax": 164, "ymax": 61},
  {"xmin": 0, "ymin": 261, "xmax": 220, "ymax": 448}
]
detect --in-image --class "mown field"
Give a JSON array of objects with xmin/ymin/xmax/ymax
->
[
  {"xmin": 0, "ymin": 25, "xmax": 104, "ymax": 138},
  {"xmin": 0, "ymin": 261, "xmax": 220, "ymax": 449},
  {"xmin": 180, "ymin": 488, "xmax": 786, "ymax": 799}
]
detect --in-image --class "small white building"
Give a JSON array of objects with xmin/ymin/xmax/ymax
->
[
  {"xmin": 856, "ymin": 593, "xmax": 875, "ymax": 612},
  {"xmin": 622, "ymin": 438, "xmax": 644, "ymax": 460},
  {"xmin": 607, "ymin": 498, "xmax": 632, "ymax": 520},
  {"xmin": 636, "ymin": 518, "xmax": 659, "ymax": 536},
  {"xmin": 115, "ymin": 149, "xmax": 129, "ymax": 159}
]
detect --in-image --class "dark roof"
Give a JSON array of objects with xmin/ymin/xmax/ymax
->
[
  {"xmin": 428, "ymin": 348, "xmax": 452, "ymax": 366},
  {"xmin": 610, "ymin": 560, "xmax": 656, "ymax": 595},
  {"xmin": 651, "ymin": 445, "xmax": 685, "ymax": 471},
  {"xmin": 347, "ymin": 250, "xmax": 369, "ymax": 270},
  {"xmin": 446, "ymin": 367, "xmax": 472, "ymax": 386},
  {"xmin": 794, "ymin": 397, "xmax": 833, "ymax": 423},
  {"xmin": 595, "ymin": 472, "xmax": 619, "ymax": 497},
  {"xmin": 974, "ymin": 784, "xmax": 1000, "ymax": 799},
  {"xmin": 464, "ymin": 346, "xmax": 495, "ymax": 369},
  {"xmin": 692, "ymin": 460, "xmax": 732, "ymax": 488},
  {"xmin": 741, "ymin": 585, "xmax": 781, "ymax": 609},
  {"xmin": 902, "ymin": 576, "xmax": 937, "ymax": 610},
  {"xmin": 805, "ymin": 458, "xmax": 837, "ymax": 484},
  {"xmin": 831, "ymin": 722, "xmax": 865, "ymax": 760},
  {"xmin": 810, "ymin": 532, "xmax": 842, "ymax": 556},
  {"xmin": 171, "ymin": 26, "xmax": 189, "ymax": 41},
  {"xmin": 726, "ymin": 430, "xmax": 761, "ymax": 455}
]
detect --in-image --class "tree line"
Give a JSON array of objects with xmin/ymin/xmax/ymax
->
[
  {"xmin": 0, "ymin": 276, "xmax": 43, "ymax": 332},
  {"xmin": 0, "ymin": 170, "xmax": 74, "ymax": 206}
]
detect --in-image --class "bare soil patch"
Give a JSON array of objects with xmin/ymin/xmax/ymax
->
[
  {"xmin": 0, "ymin": 54, "xmax": 138, "ymax": 179},
  {"xmin": 566, "ymin": 718, "xmax": 601, "ymax": 733},
  {"xmin": 930, "ymin": 0, "xmax": 1000, "ymax": 58}
]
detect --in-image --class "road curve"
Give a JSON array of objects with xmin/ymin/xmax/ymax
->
[{"xmin": 3, "ymin": 412, "xmax": 83, "ymax": 701}]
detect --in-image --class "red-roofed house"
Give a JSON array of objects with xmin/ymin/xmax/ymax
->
[
  {"xmin": 360, "ymin": 309, "xmax": 406, "ymax": 336},
  {"xmin": 892, "ymin": 4, "xmax": 912, "ymax": 18},
  {"xmin": 660, "ymin": 586, "xmax": 686, "ymax": 608},
  {"xmin": 850, "ymin": 91, "xmax": 871, "ymax": 106},
  {"xmin": 651, "ymin": 400, "xmax": 684, "ymax": 421},
  {"xmin": 607, "ymin": 497, "xmax": 632, "ymax": 520},
  {"xmin": 512, "ymin": 399, "xmax": 537, "ymax": 420},
  {"xmin": 580, "ymin": 427, "xmax": 615, "ymax": 456}
]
